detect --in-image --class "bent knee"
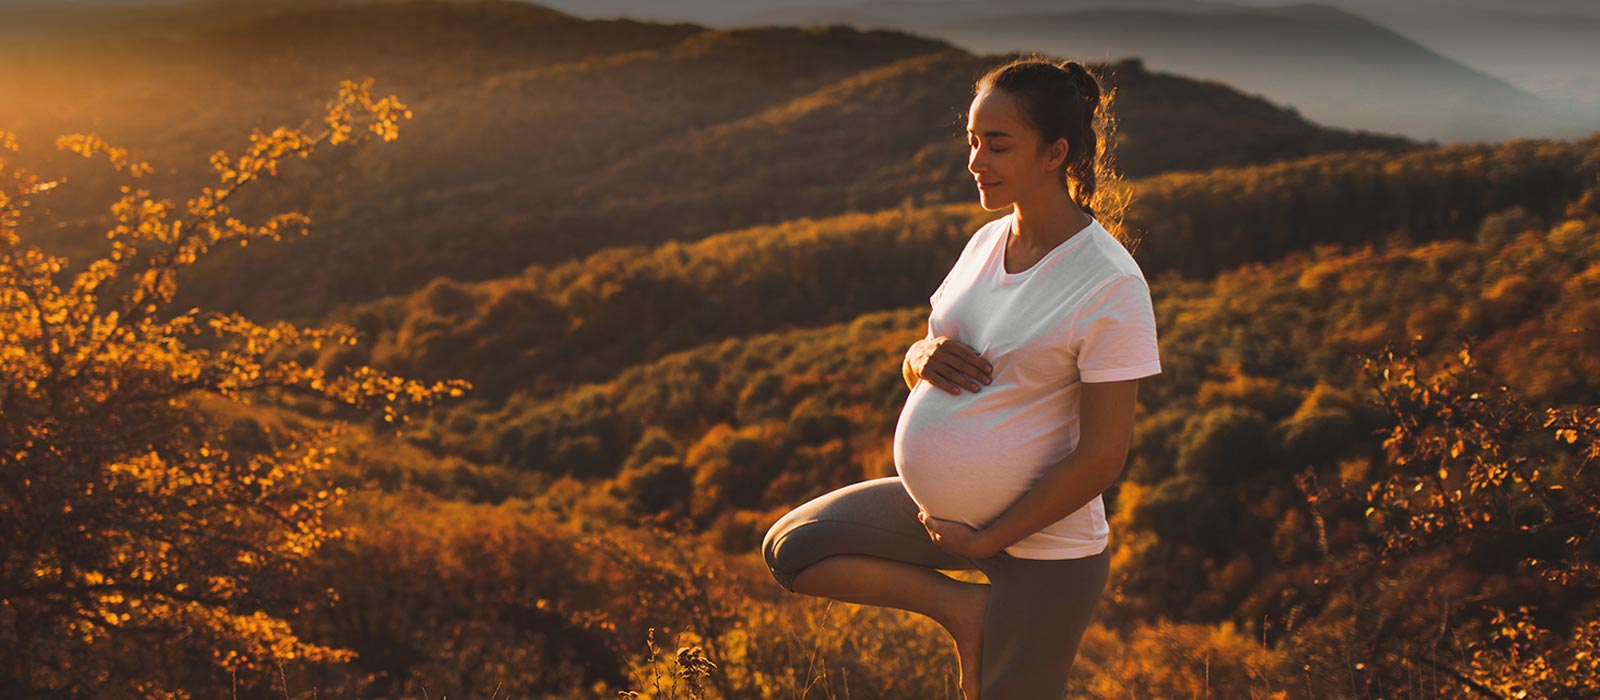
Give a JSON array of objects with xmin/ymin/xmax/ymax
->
[
  {"xmin": 761, "ymin": 517, "xmax": 787, "ymax": 576},
  {"xmin": 762, "ymin": 516, "xmax": 833, "ymax": 593}
]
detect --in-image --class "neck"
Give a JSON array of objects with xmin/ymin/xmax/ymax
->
[{"xmin": 1009, "ymin": 186, "xmax": 1092, "ymax": 248}]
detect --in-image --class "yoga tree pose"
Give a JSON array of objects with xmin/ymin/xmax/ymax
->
[{"xmin": 764, "ymin": 56, "xmax": 1160, "ymax": 700}]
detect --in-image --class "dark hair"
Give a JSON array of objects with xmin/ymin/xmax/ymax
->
[{"xmin": 973, "ymin": 55, "xmax": 1122, "ymax": 231}]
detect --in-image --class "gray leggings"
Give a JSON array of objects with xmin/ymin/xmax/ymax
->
[{"xmin": 762, "ymin": 476, "xmax": 1110, "ymax": 700}]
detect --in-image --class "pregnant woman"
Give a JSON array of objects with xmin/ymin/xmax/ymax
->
[{"xmin": 762, "ymin": 56, "xmax": 1161, "ymax": 700}]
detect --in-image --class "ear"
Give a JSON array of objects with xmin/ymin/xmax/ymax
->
[{"xmin": 1044, "ymin": 137, "xmax": 1070, "ymax": 171}]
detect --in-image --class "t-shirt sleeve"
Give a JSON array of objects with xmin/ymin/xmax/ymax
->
[{"xmin": 1073, "ymin": 274, "xmax": 1162, "ymax": 383}]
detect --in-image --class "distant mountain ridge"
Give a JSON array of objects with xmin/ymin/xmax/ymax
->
[
  {"xmin": 0, "ymin": 0, "xmax": 1410, "ymax": 325},
  {"xmin": 735, "ymin": 0, "xmax": 1600, "ymax": 143},
  {"xmin": 1220, "ymin": 0, "xmax": 1600, "ymax": 103}
]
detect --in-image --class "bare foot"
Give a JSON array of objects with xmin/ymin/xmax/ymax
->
[{"xmin": 940, "ymin": 581, "xmax": 990, "ymax": 700}]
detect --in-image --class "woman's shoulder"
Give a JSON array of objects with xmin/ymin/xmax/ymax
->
[{"xmin": 1079, "ymin": 220, "xmax": 1147, "ymax": 282}]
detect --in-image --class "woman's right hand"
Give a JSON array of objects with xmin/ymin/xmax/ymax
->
[{"xmin": 908, "ymin": 337, "xmax": 993, "ymax": 395}]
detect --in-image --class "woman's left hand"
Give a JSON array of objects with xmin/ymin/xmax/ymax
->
[{"xmin": 918, "ymin": 511, "xmax": 1001, "ymax": 559}]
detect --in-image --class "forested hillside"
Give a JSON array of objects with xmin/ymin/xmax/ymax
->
[
  {"xmin": 393, "ymin": 181, "xmax": 1600, "ymax": 575},
  {"xmin": 307, "ymin": 133, "xmax": 1599, "ymax": 406},
  {"xmin": 252, "ymin": 143, "xmax": 1600, "ymax": 696},
  {"xmin": 261, "ymin": 186, "xmax": 1600, "ymax": 699}
]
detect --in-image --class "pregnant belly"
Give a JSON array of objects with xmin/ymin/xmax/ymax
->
[{"xmin": 892, "ymin": 379, "xmax": 1075, "ymax": 528}]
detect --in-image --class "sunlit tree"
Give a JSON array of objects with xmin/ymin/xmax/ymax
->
[
  {"xmin": 1297, "ymin": 339, "xmax": 1600, "ymax": 699},
  {"xmin": 0, "ymin": 77, "xmax": 469, "ymax": 699}
]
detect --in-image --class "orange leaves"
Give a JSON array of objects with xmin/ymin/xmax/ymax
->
[
  {"xmin": 1301, "ymin": 336, "xmax": 1600, "ymax": 697},
  {"xmin": 185, "ymin": 185, "xmax": 225, "ymax": 220},
  {"xmin": 325, "ymin": 77, "xmax": 413, "ymax": 146},
  {"xmin": 0, "ymin": 76, "xmax": 446, "ymax": 699},
  {"xmin": 54, "ymin": 133, "xmax": 155, "ymax": 178},
  {"xmin": 1466, "ymin": 607, "xmax": 1600, "ymax": 698},
  {"xmin": 208, "ymin": 151, "xmax": 237, "ymax": 183}
]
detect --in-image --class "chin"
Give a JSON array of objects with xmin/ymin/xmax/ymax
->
[{"xmin": 977, "ymin": 191, "xmax": 1013, "ymax": 211}]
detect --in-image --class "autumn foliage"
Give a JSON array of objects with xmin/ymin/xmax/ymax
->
[
  {"xmin": 1294, "ymin": 341, "xmax": 1600, "ymax": 700},
  {"xmin": 2, "ymin": 19, "xmax": 1598, "ymax": 697},
  {"xmin": 0, "ymin": 78, "xmax": 470, "ymax": 698}
]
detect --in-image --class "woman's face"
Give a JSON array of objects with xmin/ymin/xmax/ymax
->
[{"xmin": 966, "ymin": 88, "xmax": 1068, "ymax": 212}]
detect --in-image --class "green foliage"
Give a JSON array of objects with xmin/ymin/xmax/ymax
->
[
  {"xmin": 1274, "ymin": 408, "xmax": 1359, "ymax": 470},
  {"xmin": 626, "ymin": 427, "xmax": 684, "ymax": 472},
  {"xmin": 1175, "ymin": 406, "xmax": 1275, "ymax": 483},
  {"xmin": 1133, "ymin": 474, "xmax": 1237, "ymax": 548},
  {"xmin": 612, "ymin": 456, "xmax": 694, "ymax": 520}
]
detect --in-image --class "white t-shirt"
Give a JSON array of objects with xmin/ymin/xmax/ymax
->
[{"xmin": 893, "ymin": 211, "xmax": 1161, "ymax": 559}]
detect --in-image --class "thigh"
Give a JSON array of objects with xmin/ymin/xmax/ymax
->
[
  {"xmin": 762, "ymin": 476, "xmax": 979, "ymax": 592},
  {"xmin": 978, "ymin": 549, "xmax": 1111, "ymax": 700}
]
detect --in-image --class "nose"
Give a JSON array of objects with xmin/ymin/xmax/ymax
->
[{"xmin": 969, "ymin": 149, "xmax": 987, "ymax": 177}]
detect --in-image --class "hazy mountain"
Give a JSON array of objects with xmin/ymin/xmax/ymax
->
[
  {"xmin": 0, "ymin": 0, "xmax": 1410, "ymax": 324},
  {"xmin": 0, "ymin": 0, "xmax": 327, "ymax": 40},
  {"xmin": 733, "ymin": 1, "xmax": 1600, "ymax": 143},
  {"xmin": 486, "ymin": 0, "xmax": 1217, "ymax": 25},
  {"xmin": 742, "ymin": 0, "xmax": 1214, "ymax": 26},
  {"xmin": 10, "ymin": 0, "xmax": 1589, "ymax": 142},
  {"xmin": 481, "ymin": 1, "xmax": 1600, "ymax": 109},
  {"xmin": 1289, "ymin": 0, "xmax": 1600, "ymax": 104}
]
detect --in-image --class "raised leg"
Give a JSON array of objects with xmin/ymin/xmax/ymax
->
[
  {"xmin": 762, "ymin": 477, "xmax": 995, "ymax": 699},
  {"xmin": 788, "ymin": 553, "xmax": 969, "ymax": 622},
  {"xmin": 789, "ymin": 555, "xmax": 992, "ymax": 700}
]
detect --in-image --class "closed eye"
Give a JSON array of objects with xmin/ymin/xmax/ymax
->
[{"xmin": 968, "ymin": 140, "xmax": 1008, "ymax": 152}]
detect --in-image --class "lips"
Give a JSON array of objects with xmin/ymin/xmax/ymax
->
[{"xmin": 977, "ymin": 181, "xmax": 1001, "ymax": 188}]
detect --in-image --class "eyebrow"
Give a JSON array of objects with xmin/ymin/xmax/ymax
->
[{"xmin": 965, "ymin": 129, "xmax": 1013, "ymax": 138}]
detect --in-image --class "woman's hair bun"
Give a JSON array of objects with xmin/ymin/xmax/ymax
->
[{"xmin": 1061, "ymin": 61, "xmax": 1101, "ymax": 114}]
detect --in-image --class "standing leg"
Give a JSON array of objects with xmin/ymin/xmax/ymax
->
[{"xmin": 976, "ymin": 548, "xmax": 1112, "ymax": 700}]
